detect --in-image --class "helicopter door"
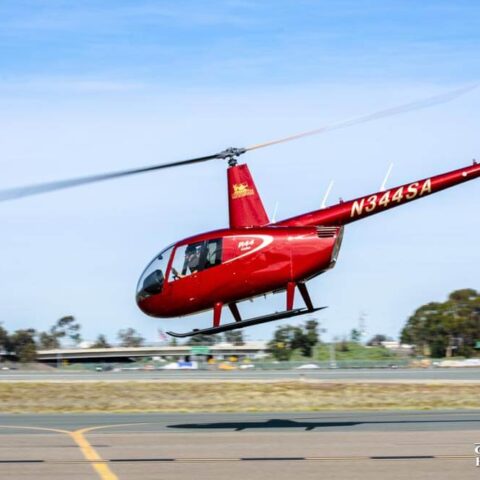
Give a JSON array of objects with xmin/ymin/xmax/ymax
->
[{"xmin": 221, "ymin": 235, "xmax": 273, "ymax": 263}]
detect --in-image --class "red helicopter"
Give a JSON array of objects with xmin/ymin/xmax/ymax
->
[{"xmin": 1, "ymin": 86, "xmax": 479, "ymax": 337}]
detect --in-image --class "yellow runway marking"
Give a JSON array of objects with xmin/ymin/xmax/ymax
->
[
  {"xmin": 67, "ymin": 423, "xmax": 147, "ymax": 480},
  {"xmin": 0, "ymin": 424, "xmax": 124, "ymax": 480},
  {"xmin": 0, "ymin": 423, "xmax": 474, "ymax": 477},
  {"xmin": 69, "ymin": 428, "xmax": 118, "ymax": 480}
]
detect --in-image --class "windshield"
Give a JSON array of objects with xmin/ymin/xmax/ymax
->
[{"xmin": 136, "ymin": 246, "xmax": 174, "ymax": 300}]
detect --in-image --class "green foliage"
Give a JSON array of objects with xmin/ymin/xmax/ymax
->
[
  {"xmin": 55, "ymin": 316, "xmax": 82, "ymax": 344},
  {"xmin": 303, "ymin": 320, "xmax": 320, "ymax": 355},
  {"xmin": 117, "ymin": 328, "xmax": 145, "ymax": 347},
  {"xmin": 401, "ymin": 288, "xmax": 480, "ymax": 357},
  {"xmin": 268, "ymin": 325, "xmax": 298, "ymax": 361},
  {"xmin": 0, "ymin": 324, "xmax": 10, "ymax": 351},
  {"xmin": 38, "ymin": 315, "xmax": 82, "ymax": 348},
  {"xmin": 91, "ymin": 334, "xmax": 111, "ymax": 348},
  {"xmin": 224, "ymin": 330, "xmax": 245, "ymax": 346},
  {"xmin": 9, "ymin": 329, "xmax": 37, "ymax": 362},
  {"xmin": 336, "ymin": 340, "xmax": 350, "ymax": 352},
  {"xmin": 268, "ymin": 321, "xmax": 321, "ymax": 360},
  {"xmin": 315, "ymin": 342, "xmax": 396, "ymax": 361},
  {"xmin": 38, "ymin": 331, "xmax": 60, "ymax": 349},
  {"xmin": 350, "ymin": 328, "xmax": 362, "ymax": 343},
  {"xmin": 367, "ymin": 334, "xmax": 391, "ymax": 346}
]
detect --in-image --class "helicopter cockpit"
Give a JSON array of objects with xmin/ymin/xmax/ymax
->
[
  {"xmin": 136, "ymin": 238, "xmax": 224, "ymax": 300},
  {"xmin": 136, "ymin": 245, "xmax": 174, "ymax": 300},
  {"xmin": 169, "ymin": 239, "xmax": 222, "ymax": 280}
]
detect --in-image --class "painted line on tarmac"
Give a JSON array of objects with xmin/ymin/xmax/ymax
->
[
  {"xmin": 102, "ymin": 455, "xmax": 472, "ymax": 463},
  {"xmin": 69, "ymin": 428, "xmax": 118, "ymax": 480},
  {"xmin": 0, "ymin": 423, "xmax": 474, "ymax": 475},
  {"xmin": 0, "ymin": 454, "xmax": 473, "ymax": 465},
  {"xmin": 68, "ymin": 423, "xmax": 152, "ymax": 480},
  {"xmin": 0, "ymin": 424, "xmax": 120, "ymax": 480},
  {"xmin": 0, "ymin": 460, "xmax": 44, "ymax": 463}
]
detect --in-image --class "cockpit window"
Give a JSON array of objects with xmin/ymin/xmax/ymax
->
[
  {"xmin": 136, "ymin": 246, "xmax": 174, "ymax": 299},
  {"xmin": 205, "ymin": 238, "xmax": 222, "ymax": 268},
  {"xmin": 170, "ymin": 239, "xmax": 223, "ymax": 281}
]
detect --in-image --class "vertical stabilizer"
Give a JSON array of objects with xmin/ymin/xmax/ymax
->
[{"xmin": 227, "ymin": 163, "xmax": 269, "ymax": 228}]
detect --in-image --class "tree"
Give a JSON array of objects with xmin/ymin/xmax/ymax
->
[
  {"xmin": 224, "ymin": 330, "xmax": 245, "ymax": 346},
  {"xmin": 91, "ymin": 334, "xmax": 111, "ymax": 348},
  {"xmin": 268, "ymin": 321, "xmax": 323, "ymax": 360},
  {"xmin": 268, "ymin": 325, "xmax": 299, "ymax": 361},
  {"xmin": 336, "ymin": 339, "xmax": 350, "ymax": 352},
  {"xmin": 305, "ymin": 320, "xmax": 320, "ymax": 341},
  {"xmin": 367, "ymin": 334, "xmax": 392, "ymax": 346},
  {"xmin": 117, "ymin": 328, "xmax": 145, "ymax": 347},
  {"xmin": 38, "ymin": 331, "xmax": 60, "ymax": 349},
  {"xmin": 9, "ymin": 329, "xmax": 37, "ymax": 362},
  {"xmin": 350, "ymin": 328, "xmax": 362, "ymax": 343},
  {"xmin": 39, "ymin": 315, "xmax": 82, "ymax": 348},
  {"xmin": 401, "ymin": 289, "xmax": 480, "ymax": 357},
  {"xmin": 55, "ymin": 316, "xmax": 82, "ymax": 344},
  {"xmin": 293, "ymin": 320, "xmax": 323, "ymax": 357},
  {"xmin": 0, "ymin": 324, "xmax": 10, "ymax": 352}
]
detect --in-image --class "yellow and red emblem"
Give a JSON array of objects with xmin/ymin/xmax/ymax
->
[{"xmin": 231, "ymin": 182, "xmax": 254, "ymax": 199}]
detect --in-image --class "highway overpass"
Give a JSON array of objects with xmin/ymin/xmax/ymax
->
[{"xmin": 36, "ymin": 342, "xmax": 268, "ymax": 364}]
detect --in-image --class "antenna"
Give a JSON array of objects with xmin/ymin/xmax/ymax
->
[
  {"xmin": 379, "ymin": 163, "xmax": 394, "ymax": 192},
  {"xmin": 271, "ymin": 201, "xmax": 279, "ymax": 223},
  {"xmin": 321, "ymin": 180, "xmax": 334, "ymax": 209}
]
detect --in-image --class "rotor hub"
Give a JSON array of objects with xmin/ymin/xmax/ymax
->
[{"xmin": 218, "ymin": 147, "xmax": 247, "ymax": 167}]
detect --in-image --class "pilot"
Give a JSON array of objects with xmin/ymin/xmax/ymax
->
[
  {"xmin": 172, "ymin": 245, "xmax": 202, "ymax": 279},
  {"xmin": 186, "ymin": 246, "xmax": 201, "ymax": 273}
]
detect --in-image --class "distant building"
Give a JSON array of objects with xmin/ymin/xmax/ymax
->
[{"xmin": 381, "ymin": 341, "xmax": 413, "ymax": 354}]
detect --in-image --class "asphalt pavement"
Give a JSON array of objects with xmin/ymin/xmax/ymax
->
[
  {"xmin": 1, "ymin": 367, "xmax": 480, "ymax": 382},
  {"xmin": 0, "ymin": 411, "xmax": 479, "ymax": 479}
]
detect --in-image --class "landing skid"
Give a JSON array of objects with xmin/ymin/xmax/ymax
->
[{"xmin": 167, "ymin": 307, "xmax": 326, "ymax": 338}]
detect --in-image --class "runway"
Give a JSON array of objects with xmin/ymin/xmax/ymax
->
[
  {"xmin": 0, "ymin": 411, "xmax": 479, "ymax": 479},
  {"xmin": 2, "ymin": 366, "xmax": 480, "ymax": 382}
]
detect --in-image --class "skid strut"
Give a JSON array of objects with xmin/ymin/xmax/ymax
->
[
  {"xmin": 167, "ymin": 281, "xmax": 324, "ymax": 338},
  {"xmin": 167, "ymin": 307, "xmax": 325, "ymax": 338}
]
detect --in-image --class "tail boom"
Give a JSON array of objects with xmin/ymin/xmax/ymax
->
[{"xmin": 276, "ymin": 161, "xmax": 480, "ymax": 227}]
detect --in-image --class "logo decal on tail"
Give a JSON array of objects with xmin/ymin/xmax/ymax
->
[{"xmin": 232, "ymin": 182, "xmax": 255, "ymax": 199}]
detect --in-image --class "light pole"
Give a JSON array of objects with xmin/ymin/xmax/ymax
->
[{"xmin": 329, "ymin": 341, "xmax": 337, "ymax": 369}]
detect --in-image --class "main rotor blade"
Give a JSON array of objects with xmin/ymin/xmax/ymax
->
[
  {"xmin": 1, "ymin": 84, "xmax": 476, "ymax": 202},
  {"xmin": 0, "ymin": 152, "xmax": 221, "ymax": 202},
  {"xmin": 245, "ymin": 84, "xmax": 478, "ymax": 152}
]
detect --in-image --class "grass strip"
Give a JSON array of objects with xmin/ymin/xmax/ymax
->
[{"xmin": 1, "ymin": 381, "xmax": 479, "ymax": 413}]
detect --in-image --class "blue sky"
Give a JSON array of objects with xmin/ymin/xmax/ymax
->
[
  {"xmin": 0, "ymin": 1, "xmax": 479, "ymax": 344},
  {"xmin": 2, "ymin": 1, "xmax": 480, "ymax": 88}
]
